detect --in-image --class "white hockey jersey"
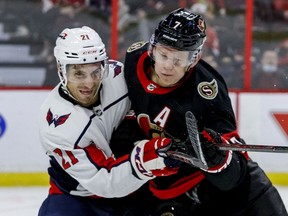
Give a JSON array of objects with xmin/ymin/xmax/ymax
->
[{"xmin": 39, "ymin": 60, "xmax": 146, "ymax": 198}]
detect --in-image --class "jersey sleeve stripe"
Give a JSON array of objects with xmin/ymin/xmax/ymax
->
[{"xmin": 84, "ymin": 143, "xmax": 130, "ymax": 171}]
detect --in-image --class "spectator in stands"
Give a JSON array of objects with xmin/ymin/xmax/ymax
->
[
  {"xmin": 38, "ymin": 0, "xmax": 110, "ymax": 86},
  {"xmin": 273, "ymin": 0, "xmax": 288, "ymax": 21},
  {"xmin": 255, "ymin": 0, "xmax": 288, "ymax": 21},
  {"xmin": 189, "ymin": 0, "xmax": 226, "ymax": 16},
  {"xmin": 276, "ymin": 38, "xmax": 288, "ymax": 69},
  {"xmin": 252, "ymin": 50, "xmax": 287, "ymax": 89},
  {"xmin": 190, "ymin": 2, "xmax": 220, "ymax": 59},
  {"xmin": 89, "ymin": 0, "xmax": 111, "ymax": 12}
]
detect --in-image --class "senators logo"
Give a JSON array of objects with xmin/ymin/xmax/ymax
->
[
  {"xmin": 137, "ymin": 114, "xmax": 164, "ymax": 138},
  {"xmin": 137, "ymin": 113, "xmax": 181, "ymax": 142},
  {"xmin": 198, "ymin": 19, "xmax": 206, "ymax": 32},
  {"xmin": 197, "ymin": 79, "xmax": 218, "ymax": 100},
  {"xmin": 46, "ymin": 108, "xmax": 71, "ymax": 127}
]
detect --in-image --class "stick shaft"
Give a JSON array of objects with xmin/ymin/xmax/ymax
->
[
  {"xmin": 217, "ymin": 143, "xmax": 288, "ymax": 153},
  {"xmin": 185, "ymin": 111, "xmax": 288, "ymax": 154}
]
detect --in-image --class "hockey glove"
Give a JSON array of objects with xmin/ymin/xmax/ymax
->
[
  {"xmin": 130, "ymin": 138, "xmax": 180, "ymax": 180},
  {"xmin": 199, "ymin": 128, "xmax": 233, "ymax": 173}
]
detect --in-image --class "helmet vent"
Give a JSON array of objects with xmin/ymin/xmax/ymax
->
[{"xmin": 66, "ymin": 52, "xmax": 79, "ymax": 59}]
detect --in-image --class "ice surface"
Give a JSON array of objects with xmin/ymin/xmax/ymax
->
[{"xmin": 0, "ymin": 186, "xmax": 287, "ymax": 216}]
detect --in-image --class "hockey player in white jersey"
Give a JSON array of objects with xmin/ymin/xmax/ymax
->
[{"xmin": 38, "ymin": 26, "xmax": 179, "ymax": 216}]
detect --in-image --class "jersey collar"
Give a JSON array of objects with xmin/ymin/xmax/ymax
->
[{"xmin": 137, "ymin": 52, "xmax": 193, "ymax": 94}]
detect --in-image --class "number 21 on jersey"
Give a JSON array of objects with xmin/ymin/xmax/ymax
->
[{"xmin": 54, "ymin": 148, "xmax": 79, "ymax": 170}]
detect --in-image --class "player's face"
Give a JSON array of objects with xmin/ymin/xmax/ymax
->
[
  {"xmin": 66, "ymin": 63, "xmax": 102, "ymax": 107},
  {"xmin": 153, "ymin": 45, "xmax": 190, "ymax": 87}
]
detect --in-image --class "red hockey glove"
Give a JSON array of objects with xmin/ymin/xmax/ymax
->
[
  {"xmin": 130, "ymin": 138, "xmax": 180, "ymax": 180},
  {"xmin": 199, "ymin": 128, "xmax": 232, "ymax": 173}
]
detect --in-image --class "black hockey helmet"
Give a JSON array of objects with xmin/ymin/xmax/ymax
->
[
  {"xmin": 150, "ymin": 8, "xmax": 206, "ymax": 51},
  {"xmin": 148, "ymin": 8, "xmax": 207, "ymax": 67}
]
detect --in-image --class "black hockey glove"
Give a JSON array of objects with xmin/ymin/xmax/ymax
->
[{"xmin": 199, "ymin": 128, "xmax": 232, "ymax": 173}]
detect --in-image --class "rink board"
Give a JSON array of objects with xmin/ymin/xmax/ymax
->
[{"xmin": 0, "ymin": 90, "xmax": 288, "ymax": 185}]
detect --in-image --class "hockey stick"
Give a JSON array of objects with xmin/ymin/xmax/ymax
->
[
  {"xmin": 166, "ymin": 111, "xmax": 209, "ymax": 169},
  {"xmin": 216, "ymin": 143, "xmax": 288, "ymax": 153},
  {"xmin": 167, "ymin": 111, "xmax": 288, "ymax": 167},
  {"xmin": 185, "ymin": 111, "xmax": 288, "ymax": 153}
]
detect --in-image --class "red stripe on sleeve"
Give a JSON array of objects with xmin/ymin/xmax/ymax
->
[{"xmin": 84, "ymin": 143, "xmax": 129, "ymax": 171}]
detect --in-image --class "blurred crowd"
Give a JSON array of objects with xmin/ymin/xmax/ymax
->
[{"xmin": 0, "ymin": 0, "xmax": 287, "ymax": 89}]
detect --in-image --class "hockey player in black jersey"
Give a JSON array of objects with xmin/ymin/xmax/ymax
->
[{"xmin": 123, "ymin": 8, "xmax": 287, "ymax": 216}]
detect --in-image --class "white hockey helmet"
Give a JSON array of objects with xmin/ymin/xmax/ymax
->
[{"xmin": 54, "ymin": 26, "xmax": 108, "ymax": 85}]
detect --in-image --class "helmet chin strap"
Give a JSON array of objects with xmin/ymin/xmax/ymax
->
[
  {"xmin": 61, "ymin": 84, "xmax": 78, "ymax": 102},
  {"xmin": 186, "ymin": 46, "xmax": 202, "ymax": 72},
  {"xmin": 186, "ymin": 59, "xmax": 199, "ymax": 72}
]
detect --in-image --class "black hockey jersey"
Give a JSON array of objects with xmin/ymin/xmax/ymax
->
[
  {"xmin": 124, "ymin": 41, "xmax": 243, "ymax": 194},
  {"xmin": 122, "ymin": 41, "xmax": 287, "ymax": 215}
]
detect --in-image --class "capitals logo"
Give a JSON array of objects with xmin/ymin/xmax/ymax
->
[
  {"xmin": 109, "ymin": 60, "xmax": 122, "ymax": 78},
  {"xmin": 46, "ymin": 108, "xmax": 71, "ymax": 127},
  {"xmin": 58, "ymin": 32, "xmax": 68, "ymax": 40}
]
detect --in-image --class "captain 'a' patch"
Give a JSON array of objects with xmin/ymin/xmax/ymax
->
[{"xmin": 197, "ymin": 79, "xmax": 218, "ymax": 100}]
